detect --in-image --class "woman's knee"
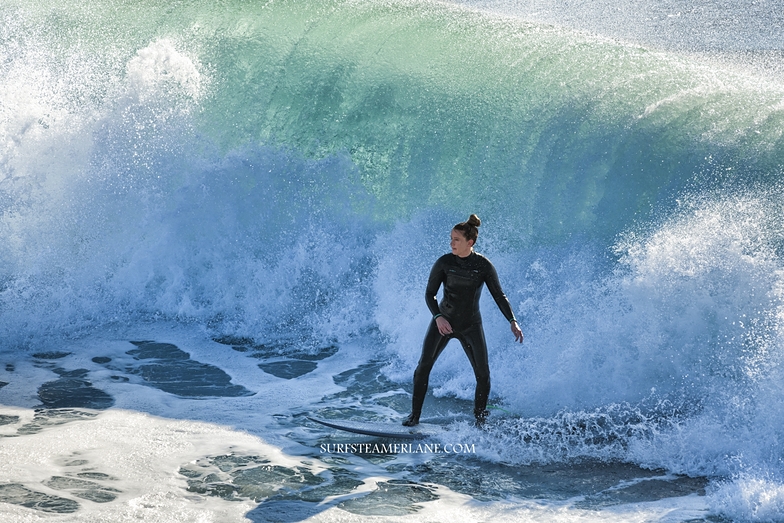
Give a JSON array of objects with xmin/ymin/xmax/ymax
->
[
  {"xmin": 475, "ymin": 371, "xmax": 490, "ymax": 390},
  {"xmin": 413, "ymin": 359, "xmax": 435, "ymax": 383}
]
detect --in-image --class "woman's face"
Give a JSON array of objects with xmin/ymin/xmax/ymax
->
[{"xmin": 450, "ymin": 229, "xmax": 474, "ymax": 258}]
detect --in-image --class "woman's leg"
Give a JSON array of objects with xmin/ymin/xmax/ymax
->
[
  {"xmin": 404, "ymin": 320, "xmax": 450, "ymax": 426},
  {"xmin": 456, "ymin": 323, "xmax": 491, "ymax": 424}
]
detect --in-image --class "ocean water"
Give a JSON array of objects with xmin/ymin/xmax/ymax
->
[{"xmin": 1, "ymin": 0, "xmax": 784, "ymax": 521}]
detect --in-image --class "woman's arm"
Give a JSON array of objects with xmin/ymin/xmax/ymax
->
[
  {"xmin": 484, "ymin": 259, "xmax": 524, "ymax": 343},
  {"xmin": 425, "ymin": 257, "xmax": 453, "ymax": 335},
  {"xmin": 484, "ymin": 260, "xmax": 517, "ymax": 323},
  {"xmin": 424, "ymin": 258, "xmax": 445, "ymax": 318}
]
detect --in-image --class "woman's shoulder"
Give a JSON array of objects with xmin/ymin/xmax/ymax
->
[
  {"xmin": 471, "ymin": 252, "xmax": 498, "ymax": 271},
  {"xmin": 471, "ymin": 251, "xmax": 492, "ymax": 263},
  {"xmin": 434, "ymin": 253, "xmax": 454, "ymax": 265}
]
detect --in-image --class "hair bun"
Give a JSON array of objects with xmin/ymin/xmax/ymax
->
[{"xmin": 467, "ymin": 214, "xmax": 481, "ymax": 227}]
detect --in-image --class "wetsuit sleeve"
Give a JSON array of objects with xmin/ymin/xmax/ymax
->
[
  {"xmin": 484, "ymin": 259, "xmax": 518, "ymax": 323},
  {"xmin": 425, "ymin": 258, "xmax": 445, "ymax": 318}
]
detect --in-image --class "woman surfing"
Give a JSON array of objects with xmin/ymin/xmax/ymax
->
[{"xmin": 403, "ymin": 214, "xmax": 524, "ymax": 427}]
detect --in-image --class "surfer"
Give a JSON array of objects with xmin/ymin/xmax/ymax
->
[{"xmin": 403, "ymin": 214, "xmax": 523, "ymax": 428}]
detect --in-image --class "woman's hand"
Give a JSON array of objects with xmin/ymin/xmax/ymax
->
[
  {"xmin": 435, "ymin": 316, "xmax": 453, "ymax": 336},
  {"xmin": 511, "ymin": 320, "xmax": 524, "ymax": 343}
]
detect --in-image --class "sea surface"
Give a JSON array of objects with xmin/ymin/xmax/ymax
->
[{"xmin": 1, "ymin": 0, "xmax": 784, "ymax": 521}]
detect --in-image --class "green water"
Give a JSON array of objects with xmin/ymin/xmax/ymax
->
[{"xmin": 8, "ymin": 0, "xmax": 783, "ymax": 242}]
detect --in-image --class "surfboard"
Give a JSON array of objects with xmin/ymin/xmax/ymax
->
[{"xmin": 307, "ymin": 416, "xmax": 442, "ymax": 439}]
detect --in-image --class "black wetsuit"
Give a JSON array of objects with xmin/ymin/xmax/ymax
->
[{"xmin": 409, "ymin": 251, "xmax": 517, "ymax": 422}]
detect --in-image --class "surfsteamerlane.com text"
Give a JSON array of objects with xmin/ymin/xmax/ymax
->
[{"xmin": 320, "ymin": 443, "xmax": 476, "ymax": 454}]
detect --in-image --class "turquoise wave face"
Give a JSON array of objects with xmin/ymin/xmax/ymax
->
[
  {"xmin": 7, "ymin": 0, "xmax": 783, "ymax": 244},
  {"xmin": 191, "ymin": 0, "xmax": 784, "ymax": 242}
]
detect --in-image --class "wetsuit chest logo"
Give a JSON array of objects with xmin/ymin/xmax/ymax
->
[{"xmin": 446, "ymin": 268, "xmax": 482, "ymax": 287}]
